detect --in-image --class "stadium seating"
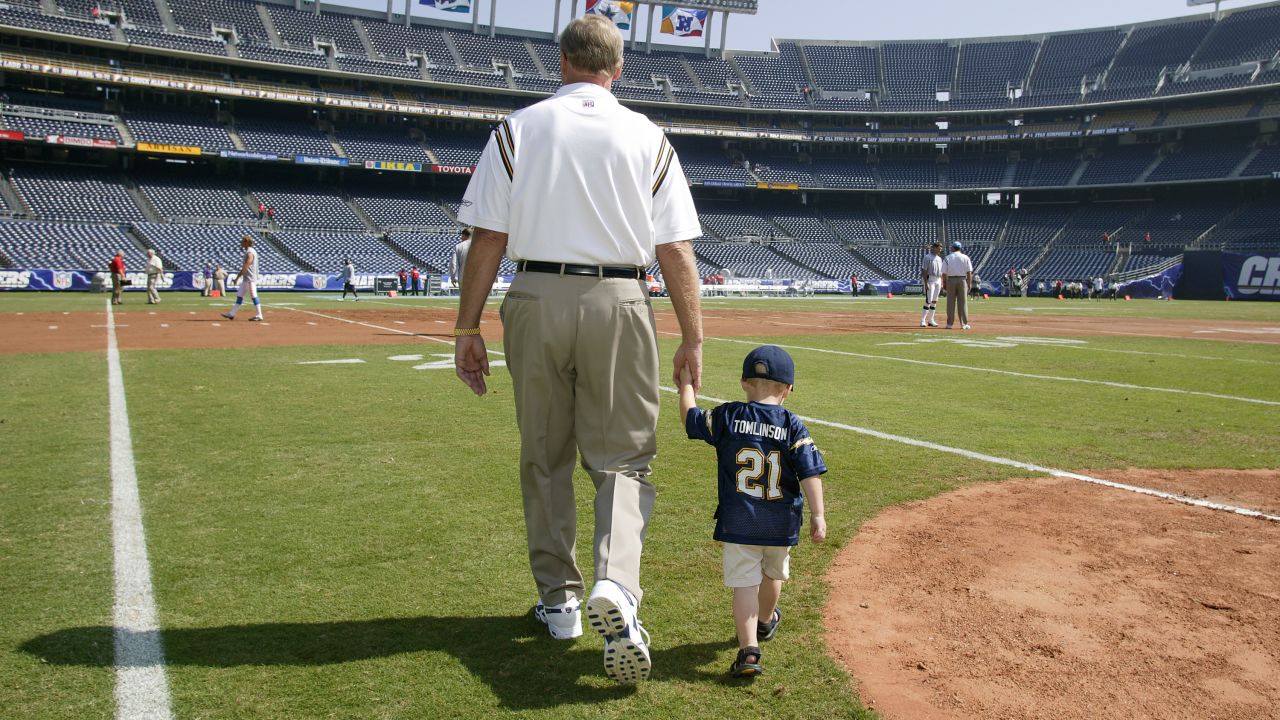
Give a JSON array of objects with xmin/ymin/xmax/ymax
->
[
  {"xmin": 349, "ymin": 190, "xmax": 455, "ymax": 230},
  {"xmin": 2, "ymin": 109, "xmax": 122, "ymax": 143},
  {"xmin": 953, "ymin": 40, "xmax": 1036, "ymax": 107},
  {"xmin": 1024, "ymin": 29, "xmax": 1123, "ymax": 105},
  {"xmin": 235, "ymin": 117, "xmax": 337, "ymax": 157},
  {"xmin": 1145, "ymin": 144, "xmax": 1250, "ymax": 182},
  {"xmin": 125, "ymin": 110, "xmax": 235, "ymax": 150},
  {"xmin": 802, "ymin": 45, "xmax": 878, "ymax": 93},
  {"xmin": 733, "ymin": 43, "xmax": 810, "ymax": 108},
  {"xmin": 132, "ymin": 223, "xmax": 300, "ymax": 272},
  {"xmin": 423, "ymin": 132, "xmax": 486, "ymax": 167},
  {"xmin": 335, "ymin": 127, "xmax": 431, "ymax": 164},
  {"xmin": 881, "ymin": 42, "xmax": 956, "ymax": 110},
  {"xmin": 250, "ymin": 186, "xmax": 365, "ymax": 230},
  {"xmin": 0, "ymin": 221, "xmax": 141, "ymax": 270},
  {"xmin": 824, "ymin": 208, "xmax": 888, "ymax": 246},
  {"xmin": 694, "ymin": 241, "xmax": 818, "ymax": 279},
  {"xmin": 272, "ymin": 231, "xmax": 407, "ymax": 273},
  {"xmin": 137, "ymin": 177, "xmax": 256, "ymax": 222},
  {"xmin": 389, "ymin": 231, "xmax": 516, "ymax": 275},
  {"xmin": 1078, "ymin": 146, "xmax": 1157, "ymax": 185},
  {"xmin": 9, "ymin": 167, "xmax": 144, "ymax": 222},
  {"xmin": 168, "ymin": 0, "xmax": 271, "ymax": 44}
]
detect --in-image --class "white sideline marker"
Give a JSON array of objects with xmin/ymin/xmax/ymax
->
[
  {"xmin": 708, "ymin": 336, "xmax": 1280, "ymax": 407},
  {"xmin": 106, "ymin": 301, "xmax": 174, "ymax": 720},
  {"xmin": 662, "ymin": 385, "xmax": 1280, "ymax": 524},
  {"xmin": 281, "ymin": 306, "xmax": 505, "ymax": 356},
  {"xmin": 297, "ymin": 358, "xmax": 365, "ymax": 365}
]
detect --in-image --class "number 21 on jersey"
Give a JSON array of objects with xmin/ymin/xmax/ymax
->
[{"xmin": 735, "ymin": 448, "xmax": 783, "ymax": 500}]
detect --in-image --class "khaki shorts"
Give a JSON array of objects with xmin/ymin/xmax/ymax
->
[{"xmin": 723, "ymin": 542, "xmax": 791, "ymax": 587}]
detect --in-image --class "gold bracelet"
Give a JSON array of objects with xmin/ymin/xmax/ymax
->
[{"xmin": 452, "ymin": 327, "xmax": 481, "ymax": 337}]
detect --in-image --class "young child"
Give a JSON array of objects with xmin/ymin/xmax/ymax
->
[{"xmin": 679, "ymin": 345, "xmax": 827, "ymax": 678}]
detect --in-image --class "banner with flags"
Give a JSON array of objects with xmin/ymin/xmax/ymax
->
[
  {"xmin": 418, "ymin": 0, "xmax": 471, "ymax": 12},
  {"xmin": 585, "ymin": 0, "xmax": 635, "ymax": 31},
  {"xmin": 660, "ymin": 6, "xmax": 708, "ymax": 37}
]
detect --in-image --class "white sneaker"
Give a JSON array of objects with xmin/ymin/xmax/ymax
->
[
  {"xmin": 928, "ymin": 321, "xmax": 938, "ymax": 327},
  {"xmin": 920, "ymin": 320, "xmax": 927, "ymax": 327},
  {"xmin": 534, "ymin": 597, "xmax": 583, "ymax": 640},
  {"xmin": 586, "ymin": 579, "xmax": 651, "ymax": 684},
  {"xmin": 962, "ymin": 324, "xmax": 971, "ymax": 330}
]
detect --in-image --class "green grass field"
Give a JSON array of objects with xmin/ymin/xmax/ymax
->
[{"xmin": 3, "ymin": 292, "xmax": 1278, "ymax": 719}]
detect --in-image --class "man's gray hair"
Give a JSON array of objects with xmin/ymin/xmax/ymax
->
[{"xmin": 560, "ymin": 15, "xmax": 623, "ymax": 75}]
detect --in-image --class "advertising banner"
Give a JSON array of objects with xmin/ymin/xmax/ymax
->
[
  {"xmin": 295, "ymin": 155, "xmax": 350, "ymax": 167},
  {"xmin": 0, "ymin": 129, "xmax": 24, "ymax": 142},
  {"xmin": 364, "ymin": 160, "xmax": 423, "ymax": 172},
  {"xmin": 701, "ymin": 179, "xmax": 747, "ymax": 188},
  {"xmin": 220, "ymin": 149, "xmax": 281, "ymax": 161},
  {"xmin": 429, "ymin": 164, "xmax": 475, "ymax": 175},
  {"xmin": 137, "ymin": 141, "xmax": 202, "ymax": 156},
  {"xmin": 1222, "ymin": 253, "xmax": 1280, "ymax": 300},
  {"xmin": 45, "ymin": 134, "xmax": 118, "ymax": 148},
  {"xmin": 756, "ymin": 182, "xmax": 800, "ymax": 190}
]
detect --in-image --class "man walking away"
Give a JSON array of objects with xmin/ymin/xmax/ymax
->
[
  {"xmin": 942, "ymin": 240, "xmax": 973, "ymax": 330},
  {"xmin": 222, "ymin": 235, "xmax": 263, "ymax": 321},
  {"xmin": 452, "ymin": 15, "xmax": 703, "ymax": 685},
  {"xmin": 341, "ymin": 258, "xmax": 359, "ymax": 301},
  {"xmin": 109, "ymin": 251, "xmax": 126, "ymax": 305},
  {"xmin": 145, "ymin": 249, "xmax": 163, "ymax": 304}
]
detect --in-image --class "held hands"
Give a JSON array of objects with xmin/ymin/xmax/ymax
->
[
  {"xmin": 810, "ymin": 514, "xmax": 827, "ymax": 544},
  {"xmin": 678, "ymin": 364, "xmax": 692, "ymax": 389},
  {"xmin": 454, "ymin": 334, "xmax": 491, "ymax": 396},
  {"xmin": 672, "ymin": 342, "xmax": 703, "ymax": 392}
]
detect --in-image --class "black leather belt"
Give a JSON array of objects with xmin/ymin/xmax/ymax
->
[{"xmin": 517, "ymin": 260, "xmax": 644, "ymax": 279}]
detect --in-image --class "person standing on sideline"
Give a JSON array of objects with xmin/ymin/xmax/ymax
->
[
  {"xmin": 451, "ymin": 227, "xmax": 472, "ymax": 296},
  {"xmin": 452, "ymin": 15, "xmax": 703, "ymax": 686},
  {"xmin": 919, "ymin": 242, "xmax": 943, "ymax": 327},
  {"xmin": 397, "ymin": 267, "xmax": 408, "ymax": 294},
  {"xmin": 202, "ymin": 262, "xmax": 213, "ymax": 297},
  {"xmin": 410, "ymin": 266, "xmax": 421, "ymax": 296},
  {"xmin": 145, "ymin": 248, "xmax": 164, "ymax": 304},
  {"xmin": 850, "ymin": 273, "xmax": 858, "ymax": 297},
  {"xmin": 108, "ymin": 250, "xmax": 126, "ymax": 305},
  {"xmin": 222, "ymin": 235, "xmax": 263, "ymax": 321},
  {"xmin": 213, "ymin": 264, "xmax": 227, "ymax": 296},
  {"xmin": 942, "ymin": 240, "xmax": 973, "ymax": 330},
  {"xmin": 341, "ymin": 257, "xmax": 359, "ymax": 301},
  {"xmin": 1094, "ymin": 275, "xmax": 1104, "ymax": 300}
]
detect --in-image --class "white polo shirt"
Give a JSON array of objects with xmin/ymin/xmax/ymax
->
[
  {"xmin": 456, "ymin": 82, "xmax": 701, "ymax": 267},
  {"xmin": 920, "ymin": 253, "xmax": 943, "ymax": 282},
  {"xmin": 943, "ymin": 251, "xmax": 973, "ymax": 277}
]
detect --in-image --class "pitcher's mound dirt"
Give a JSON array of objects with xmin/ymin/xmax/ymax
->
[{"xmin": 825, "ymin": 473, "xmax": 1280, "ymax": 720}]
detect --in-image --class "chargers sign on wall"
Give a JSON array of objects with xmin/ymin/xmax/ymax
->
[{"xmin": 1224, "ymin": 253, "xmax": 1280, "ymax": 299}]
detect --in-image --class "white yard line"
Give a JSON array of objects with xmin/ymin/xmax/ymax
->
[
  {"xmin": 279, "ymin": 306, "xmax": 505, "ymax": 356},
  {"xmin": 693, "ymin": 334, "xmax": 1280, "ymax": 407},
  {"xmin": 106, "ymin": 301, "xmax": 174, "ymax": 720},
  {"xmin": 662, "ymin": 385, "xmax": 1280, "ymax": 523}
]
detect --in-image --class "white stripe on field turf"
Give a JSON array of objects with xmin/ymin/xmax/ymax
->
[
  {"xmin": 106, "ymin": 300, "xmax": 174, "ymax": 720},
  {"xmin": 703, "ymin": 335, "xmax": 1280, "ymax": 407},
  {"xmin": 661, "ymin": 385, "xmax": 1280, "ymax": 523},
  {"xmin": 279, "ymin": 306, "xmax": 506, "ymax": 355}
]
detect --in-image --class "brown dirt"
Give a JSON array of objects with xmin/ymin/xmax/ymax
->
[
  {"xmin": 826, "ymin": 474, "xmax": 1280, "ymax": 720},
  {"xmin": 4, "ymin": 303, "xmax": 1278, "ymax": 355}
]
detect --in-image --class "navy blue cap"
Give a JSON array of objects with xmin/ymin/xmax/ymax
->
[
  {"xmin": 742, "ymin": 345, "xmax": 795, "ymax": 385},
  {"xmin": 950, "ymin": 241, "xmax": 963, "ymax": 250}
]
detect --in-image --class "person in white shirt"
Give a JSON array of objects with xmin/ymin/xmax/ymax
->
[
  {"xmin": 1093, "ymin": 275, "xmax": 1104, "ymax": 300},
  {"xmin": 450, "ymin": 227, "xmax": 472, "ymax": 296},
  {"xmin": 452, "ymin": 15, "xmax": 702, "ymax": 685},
  {"xmin": 222, "ymin": 234, "xmax": 263, "ymax": 321},
  {"xmin": 340, "ymin": 258, "xmax": 359, "ymax": 301},
  {"xmin": 942, "ymin": 240, "xmax": 973, "ymax": 330},
  {"xmin": 919, "ymin": 242, "xmax": 943, "ymax": 327},
  {"xmin": 145, "ymin": 248, "xmax": 164, "ymax": 304}
]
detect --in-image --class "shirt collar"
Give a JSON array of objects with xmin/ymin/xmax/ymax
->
[{"xmin": 554, "ymin": 82, "xmax": 619, "ymax": 104}]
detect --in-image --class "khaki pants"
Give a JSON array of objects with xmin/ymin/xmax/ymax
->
[
  {"xmin": 501, "ymin": 271, "xmax": 660, "ymax": 606},
  {"xmin": 111, "ymin": 273, "xmax": 124, "ymax": 304},
  {"xmin": 946, "ymin": 277, "xmax": 969, "ymax": 327},
  {"xmin": 146, "ymin": 272, "xmax": 160, "ymax": 303}
]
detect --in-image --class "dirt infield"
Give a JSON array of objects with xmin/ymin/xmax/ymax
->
[
  {"xmin": 826, "ymin": 472, "xmax": 1280, "ymax": 720},
  {"xmin": 5, "ymin": 303, "xmax": 1280, "ymax": 354}
]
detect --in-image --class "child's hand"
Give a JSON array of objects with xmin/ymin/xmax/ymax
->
[
  {"xmin": 810, "ymin": 514, "xmax": 827, "ymax": 544},
  {"xmin": 678, "ymin": 364, "xmax": 692, "ymax": 388}
]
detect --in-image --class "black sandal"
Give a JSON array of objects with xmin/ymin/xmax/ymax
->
[
  {"xmin": 729, "ymin": 646, "xmax": 763, "ymax": 677},
  {"xmin": 757, "ymin": 607, "xmax": 782, "ymax": 642}
]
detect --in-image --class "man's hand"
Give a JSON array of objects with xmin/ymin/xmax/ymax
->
[
  {"xmin": 455, "ymin": 334, "xmax": 491, "ymax": 396},
  {"xmin": 673, "ymin": 342, "xmax": 702, "ymax": 391}
]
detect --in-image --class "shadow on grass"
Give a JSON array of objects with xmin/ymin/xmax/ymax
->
[{"xmin": 20, "ymin": 614, "xmax": 727, "ymax": 710}]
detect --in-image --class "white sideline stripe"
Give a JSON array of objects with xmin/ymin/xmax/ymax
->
[
  {"xmin": 106, "ymin": 301, "xmax": 174, "ymax": 720},
  {"xmin": 280, "ymin": 306, "xmax": 506, "ymax": 356},
  {"xmin": 661, "ymin": 385, "xmax": 1280, "ymax": 524},
  {"xmin": 297, "ymin": 359, "xmax": 365, "ymax": 365},
  {"xmin": 706, "ymin": 335, "xmax": 1280, "ymax": 407}
]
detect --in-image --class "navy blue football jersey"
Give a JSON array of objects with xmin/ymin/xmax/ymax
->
[{"xmin": 686, "ymin": 402, "xmax": 827, "ymax": 546}]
